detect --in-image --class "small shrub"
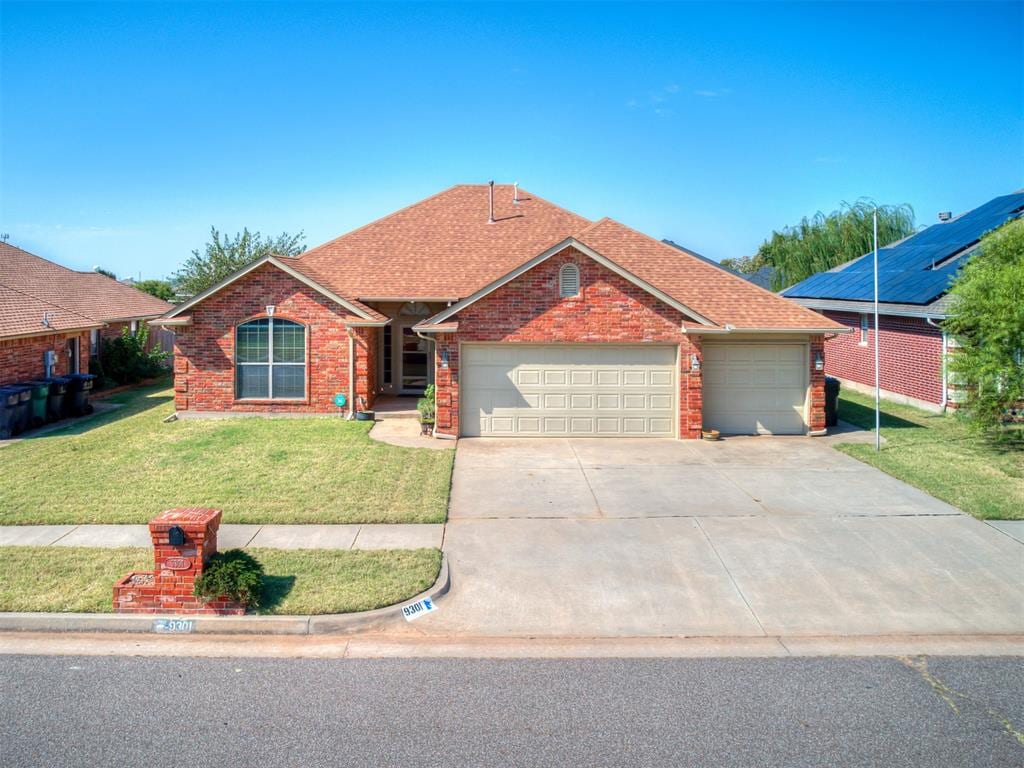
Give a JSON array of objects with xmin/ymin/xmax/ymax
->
[
  {"xmin": 417, "ymin": 383, "xmax": 436, "ymax": 423},
  {"xmin": 193, "ymin": 549, "xmax": 264, "ymax": 608},
  {"xmin": 100, "ymin": 325, "xmax": 169, "ymax": 385}
]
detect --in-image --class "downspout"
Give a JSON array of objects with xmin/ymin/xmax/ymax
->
[
  {"xmin": 925, "ymin": 317, "xmax": 948, "ymax": 411},
  {"xmin": 347, "ymin": 328, "xmax": 357, "ymax": 420},
  {"xmin": 416, "ymin": 329, "xmax": 456, "ymax": 440}
]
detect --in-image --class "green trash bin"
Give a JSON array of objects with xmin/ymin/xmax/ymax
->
[{"xmin": 20, "ymin": 380, "xmax": 51, "ymax": 429}]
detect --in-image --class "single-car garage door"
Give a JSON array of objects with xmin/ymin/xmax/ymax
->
[
  {"xmin": 461, "ymin": 344, "xmax": 677, "ymax": 437},
  {"xmin": 702, "ymin": 343, "xmax": 808, "ymax": 435}
]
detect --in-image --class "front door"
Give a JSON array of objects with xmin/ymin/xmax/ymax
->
[
  {"xmin": 67, "ymin": 337, "xmax": 80, "ymax": 374},
  {"xmin": 400, "ymin": 324, "xmax": 431, "ymax": 394}
]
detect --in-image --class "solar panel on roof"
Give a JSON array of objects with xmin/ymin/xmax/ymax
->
[{"xmin": 783, "ymin": 192, "xmax": 1024, "ymax": 304}]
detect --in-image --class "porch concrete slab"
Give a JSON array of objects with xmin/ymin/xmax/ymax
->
[
  {"xmin": 0, "ymin": 525, "xmax": 77, "ymax": 546},
  {"xmin": 352, "ymin": 524, "xmax": 445, "ymax": 550},
  {"xmin": 699, "ymin": 515, "xmax": 1024, "ymax": 636},
  {"xmin": 419, "ymin": 518, "xmax": 764, "ymax": 637},
  {"xmin": 584, "ymin": 465, "xmax": 762, "ymax": 518},
  {"xmin": 54, "ymin": 525, "xmax": 150, "ymax": 548},
  {"xmin": 218, "ymin": 525, "xmax": 263, "ymax": 549},
  {"xmin": 454, "ymin": 438, "xmax": 579, "ymax": 469},
  {"xmin": 717, "ymin": 467, "xmax": 963, "ymax": 517},
  {"xmin": 987, "ymin": 520, "xmax": 1024, "ymax": 545},
  {"xmin": 569, "ymin": 438, "xmax": 706, "ymax": 467},
  {"xmin": 450, "ymin": 466, "xmax": 599, "ymax": 519},
  {"xmin": 368, "ymin": 419, "xmax": 454, "ymax": 450},
  {"xmin": 247, "ymin": 525, "xmax": 360, "ymax": 550}
]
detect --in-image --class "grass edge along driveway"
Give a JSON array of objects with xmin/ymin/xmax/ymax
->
[
  {"xmin": 0, "ymin": 546, "xmax": 442, "ymax": 615},
  {"xmin": 0, "ymin": 382, "xmax": 454, "ymax": 525},
  {"xmin": 835, "ymin": 389, "xmax": 1023, "ymax": 521}
]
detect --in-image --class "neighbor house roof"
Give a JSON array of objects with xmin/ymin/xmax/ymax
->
[
  {"xmin": 161, "ymin": 184, "xmax": 845, "ymax": 334},
  {"xmin": 0, "ymin": 284, "xmax": 102, "ymax": 339},
  {"xmin": 782, "ymin": 191, "xmax": 1024, "ymax": 307},
  {"xmin": 0, "ymin": 242, "xmax": 173, "ymax": 339}
]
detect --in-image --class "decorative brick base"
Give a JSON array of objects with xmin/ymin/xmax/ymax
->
[{"xmin": 113, "ymin": 508, "xmax": 246, "ymax": 615}]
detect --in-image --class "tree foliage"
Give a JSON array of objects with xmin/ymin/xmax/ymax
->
[
  {"xmin": 134, "ymin": 279, "xmax": 175, "ymax": 301},
  {"xmin": 94, "ymin": 267, "xmax": 117, "ymax": 279},
  {"xmin": 99, "ymin": 324, "xmax": 170, "ymax": 385},
  {"xmin": 758, "ymin": 200, "xmax": 916, "ymax": 291},
  {"xmin": 174, "ymin": 227, "xmax": 306, "ymax": 297},
  {"xmin": 719, "ymin": 254, "xmax": 767, "ymax": 275},
  {"xmin": 944, "ymin": 219, "xmax": 1024, "ymax": 436}
]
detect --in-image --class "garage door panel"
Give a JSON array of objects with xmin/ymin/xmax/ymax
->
[
  {"xmin": 703, "ymin": 343, "xmax": 808, "ymax": 436},
  {"xmin": 461, "ymin": 345, "xmax": 676, "ymax": 437}
]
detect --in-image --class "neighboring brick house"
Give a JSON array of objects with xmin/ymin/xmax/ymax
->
[
  {"xmin": 0, "ymin": 243, "xmax": 174, "ymax": 386},
  {"xmin": 157, "ymin": 184, "xmax": 845, "ymax": 438},
  {"xmin": 783, "ymin": 192, "xmax": 1024, "ymax": 412}
]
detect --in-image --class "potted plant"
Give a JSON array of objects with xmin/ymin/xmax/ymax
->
[
  {"xmin": 701, "ymin": 428, "xmax": 721, "ymax": 441},
  {"xmin": 417, "ymin": 384, "xmax": 436, "ymax": 436}
]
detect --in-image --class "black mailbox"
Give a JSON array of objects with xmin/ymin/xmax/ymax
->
[{"xmin": 167, "ymin": 525, "xmax": 186, "ymax": 546}]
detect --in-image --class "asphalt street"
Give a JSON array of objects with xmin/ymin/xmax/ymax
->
[{"xmin": 1, "ymin": 655, "xmax": 1021, "ymax": 767}]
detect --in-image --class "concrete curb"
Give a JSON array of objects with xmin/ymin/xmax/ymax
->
[{"xmin": 0, "ymin": 555, "xmax": 450, "ymax": 636}]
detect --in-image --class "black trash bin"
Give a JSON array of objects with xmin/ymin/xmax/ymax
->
[
  {"xmin": 2, "ymin": 384, "xmax": 32, "ymax": 435},
  {"xmin": 0, "ymin": 387, "xmax": 21, "ymax": 439},
  {"xmin": 42, "ymin": 376, "xmax": 71, "ymax": 422},
  {"xmin": 66, "ymin": 373, "xmax": 97, "ymax": 416},
  {"xmin": 824, "ymin": 376, "xmax": 841, "ymax": 428}
]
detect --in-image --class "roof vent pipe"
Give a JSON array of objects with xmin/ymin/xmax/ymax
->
[
  {"xmin": 488, "ymin": 180, "xmax": 495, "ymax": 223},
  {"xmin": 513, "ymin": 182, "xmax": 519, "ymax": 204},
  {"xmin": 938, "ymin": 211, "xmax": 952, "ymax": 222}
]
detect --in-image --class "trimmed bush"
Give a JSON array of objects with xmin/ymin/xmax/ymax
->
[{"xmin": 193, "ymin": 549, "xmax": 264, "ymax": 608}]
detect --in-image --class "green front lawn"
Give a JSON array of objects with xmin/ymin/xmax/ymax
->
[
  {"xmin": 0, "ymin": 382, "xmax": 453, "ymax": 525},
  {"xmin": 0, "ymin": 546, "xmax": 442, "ymax": 614},
  {"xmin": 835, "ymin": 389, "xmax": 1024, "ymax": 520}
]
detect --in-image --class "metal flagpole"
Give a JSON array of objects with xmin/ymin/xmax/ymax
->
[{"xmin": 873, "ymin": 208, "xmax": 881, "ymax": 452}]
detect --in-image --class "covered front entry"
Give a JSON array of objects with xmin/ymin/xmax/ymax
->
[
  {"xmin": 701, "ymin": 342, "xmax": 809, "ymax": 435},
  {"xmin": 460, "ymin": 344, "xmax": 677, "ymax": 437}
]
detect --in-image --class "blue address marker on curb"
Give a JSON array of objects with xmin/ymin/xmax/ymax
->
[{"xmin": 401, "ymin": 597, "xmax": 437, "ymax": 621}]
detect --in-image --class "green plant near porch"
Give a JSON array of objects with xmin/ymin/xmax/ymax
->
[{"xmin": 417, "ymin": 384, "xmax": 436, "ymax": 424}]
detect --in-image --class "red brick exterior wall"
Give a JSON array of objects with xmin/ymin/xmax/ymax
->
[
  {"xmin": 433, "ymin": 248, "xmax": 706, "ymax": 439},
  {"xmin": 0, "ymin": 331, "xmax": 90, "ymax": 386},
  {"xmin": 822, "ymin": 310, "xmax": 944, "ymax": 405},
  {"xmin": 171, "ymin": 264, "xmax": 374, "ymax": 412},
  {"xmin": 809, "ymin": 335, "xmax": 826, "ymax": 432}
]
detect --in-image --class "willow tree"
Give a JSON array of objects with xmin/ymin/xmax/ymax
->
[
  {"xmin": 944, "ymin": 219, "xmax": 1024, "ymax": 436},
  {"xmin": 759, "ymin": 200, "xmax": 916, "ymax": 291}
]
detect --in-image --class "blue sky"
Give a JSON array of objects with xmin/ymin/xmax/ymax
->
[{"xmin": 1, "ymin": 1, "xmax": 1021, "ymax": 280}]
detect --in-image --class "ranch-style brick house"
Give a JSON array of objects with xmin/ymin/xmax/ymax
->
[{"xmin": 157, "ymin": 184, "xmax": 846, "ymax": 439}]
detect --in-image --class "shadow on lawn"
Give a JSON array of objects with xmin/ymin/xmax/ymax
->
[
  {"xmin": 14, "ymin": 383, "xmax": 173, "ymax": 442},
  {"xmin": 259, "ymin": 574, "xmax": 297, "ymax": 612},
  {"xmin": 839, "ymin": 397, "xmax": 920, "ymax": 432}
]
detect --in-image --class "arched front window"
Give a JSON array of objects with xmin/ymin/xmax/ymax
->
[
  {"xmin": 235, "ymin": 318, "xmax": 306, "ymax": 399},
  {"xmin": 559, "ymin": 263, "xmax": 580, "ymax": 297}
]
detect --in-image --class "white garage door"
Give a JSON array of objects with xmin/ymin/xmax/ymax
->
[
  {"xmin": 702, "ymin": 343, "xmax": 808, "ymax": 435},
  {"xmin": 461, "ymin": 344, "xmax": 677, "ymax": 437}
]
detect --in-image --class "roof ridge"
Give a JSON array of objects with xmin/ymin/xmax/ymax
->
[{"xmin": 572, "ymin": 216, "xmax": 611, "ymax": 239}]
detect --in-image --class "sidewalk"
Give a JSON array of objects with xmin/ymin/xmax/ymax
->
[{"xmin": 0, "ymin": 524, "xmax": 443, "ymax": 551}]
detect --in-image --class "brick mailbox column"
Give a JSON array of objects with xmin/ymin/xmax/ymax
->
[{"xmin": 113, "ymin": 508, "xmax": 245, "ymax": 615}]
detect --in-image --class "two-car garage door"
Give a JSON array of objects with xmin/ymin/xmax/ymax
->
[
  {"xmin": 459, "ymin": 342, "xmax": 810, "ymax": 437},
  {"xmin": 461, "ymin": 344, "xmax": 676, "ymax": 437}
]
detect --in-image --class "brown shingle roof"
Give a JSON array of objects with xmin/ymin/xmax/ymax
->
[
  {"xmin": 294, "ymin": 185, "xmax": 589, "ymax": 299},
  {"xmin": 0, "ymin": 242, "xmax": 173, "ymax": 338},
  {"xmin": 575, "ymin": 218, "xmax": 844, "ymax": 330},
  {"xmin": 0, "ymin": 284, "xmax": 102, "ymax": 338}
]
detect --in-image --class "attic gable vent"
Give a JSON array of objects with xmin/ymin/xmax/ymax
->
[{"xmin": 559, "ymin": 263, "xmax": 580, "ymax": 297}]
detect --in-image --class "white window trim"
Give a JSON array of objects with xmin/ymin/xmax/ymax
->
[
  {"xmin": 235, "ymin": 318, "xmax": 307, "ymax": 400},
  {"xmin": 130, "ymin": 320, "xmax": 139, "ymax": 334},
  {"xmin": 859, "ymin": 314, "xmax": 869, "ymax": 346},
  {"xmin": 559, "ymin": 262, "xmax": 580, "ymax": 298}
]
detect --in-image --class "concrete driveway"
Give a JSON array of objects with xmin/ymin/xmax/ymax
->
[{"xmin": 419, "ymin": 437, "xmax": 1024, "ymax": 638}]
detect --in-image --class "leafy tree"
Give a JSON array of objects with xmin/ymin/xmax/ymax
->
[
  {"xmin": 719, "ymin": 254, "xmax": 768, "ymax": 275},
  {"xmin": 944, "ymin": 219, "xmax": 1024, "ymax": 436},
  {"xmin": 174, "ymin": 227, "xmax": 306, "ymax": 297},
  {"xmin": 94, "ymin": 267, "xmax": 117, "ymax": 279},
  {"xmin": 758, "ymin": 200, "xmax": 915, "ymax": 291},
  {"xmin": 100, "ymin": 324, "xmax": 170, "ymax": 385},
  {"xmin": 134, "ymin": 279, "xmax": 175, "ymax": 301}
]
